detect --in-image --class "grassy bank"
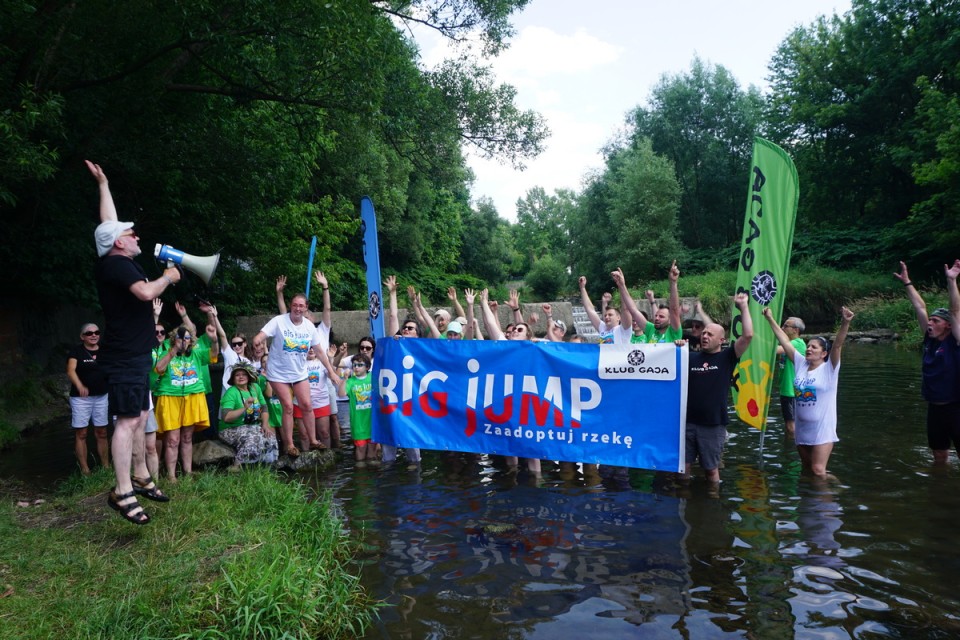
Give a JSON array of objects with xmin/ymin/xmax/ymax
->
[{"xmin": 0, "ymin": 468, "xmax": 377, "ymax": 639}]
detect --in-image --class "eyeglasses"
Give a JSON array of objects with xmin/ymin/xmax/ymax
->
[
  {"xmin": 82, "ymin": 330, "xmax": 100, "ymax": 336},
  {"xmin": 359, "ymin": 346, "xmax": 373, "ymax": 351},
  {"xmin": 155, "ymin": 330, "xmax": 166, "ymax": 336},
  {"xmin": 352, "ymin": 362, "xmax": 367, "ymax": 368},
  {"xmin": 402, "ymin": 325, "xmax": 417, "ymax": 332},
  {"xmin": 119, "ymin": 230, "xmax": 138, "ymax": 239},
  {"xmin": 231, "ymin": 341, "xmax": 245, "ymax": 347}
]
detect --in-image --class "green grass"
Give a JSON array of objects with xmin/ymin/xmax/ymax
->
[
  {"xmin": 0, "ymin": 468, "xmax": 377, "ymax": 639},
  {"xmin": 629, "ymin": 264, "xmax": 901, "ymax": 326}
]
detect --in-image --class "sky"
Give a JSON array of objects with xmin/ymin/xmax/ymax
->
[{"xmin": 414, "ymin": 0, "xmax": 851, "ymax": 221}]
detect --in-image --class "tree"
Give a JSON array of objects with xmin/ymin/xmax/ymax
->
[
  {"xmin": 459, "ymin": 197, "xmax": 513, "ymax": 284},
  {"xmin": 629, "ymin": 57, "xmax": 763, "ymax": 251},
  {"xmin": 0, "ymin": 0, "xmax": 546, "ymax": 311},
  {"xmin": 512, "ymin": 187, "xmax": 574, "ymax": 274},
  {"xmin": 766, "ymin": 0, "xmax": 960, "ymax": 264}
]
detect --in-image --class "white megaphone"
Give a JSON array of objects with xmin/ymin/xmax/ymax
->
[{"xmin": 154, "ymin": 244, "xmax": 220, "ymax": 285}]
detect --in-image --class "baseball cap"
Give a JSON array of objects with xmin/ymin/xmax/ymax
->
[{"xmin": 95, "ymin": 220, "xmax": 135, "ymax": 257}]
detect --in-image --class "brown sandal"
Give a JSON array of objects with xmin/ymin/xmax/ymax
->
[
  {"xmin": 285, "ymin": 445, "xmax": 300, "ymax": 458},
  {"xmin": 132, "ymin": 476, "xmax": 170, "ymax": 502},
  {"xmin": 107, "ymin": 489, "xmax": 150, "ymax": 525}
]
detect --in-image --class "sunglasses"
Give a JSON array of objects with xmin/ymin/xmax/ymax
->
[
  {"xmin": 402, "ymin": 325, "xmax": 417, "ymax": 332},
  {"xmin": 352, "ymin": 362, "xmax": 367, "ymax": 368},
  {"xmin": 155, "ymin": 330, "xmax": 166, "ymax": 336},
  {"xmin": 231, "ymin": 341, "xmax": 245, "ymax": 347},
  {"xmin": 359, "ymin": 345, "xmax": 373, "ymax": 351},
  {"xmin": 82, "ymin": 330, "xmax": 101, "ymax": 336}
]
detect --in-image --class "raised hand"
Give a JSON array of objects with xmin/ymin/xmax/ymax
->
[
  {"xmin": 946, "ymin": 260, "xmax": 960, "ymax": 281},
  {"xmin": 314, "ymin": 271, "xmax": 328, "ymax": 288},
  {"xmin": 841, "ymin": 306, "xmax": 855, "ymax": 322},
  {"xmin": 669, "ymin": 260, "xmax": 680, "ymax": 282},
  {"xmin": 542, "ymin": 302, "xmax": 552, "ymax": 315},
  {"xmin": 447, "ymin": 286, "xmax": 458, "ymax": 302},
  {"xmin": 464, "ymin": 288, "xmax": 476, "ymax": 305},
  {"xmin": 893, "ymin": 261, "xmax": 910, "ymax": 284},
  {"xmin": 276, "ymin": 275, "xmax": 287, "ymax": 293},
  {"xmin": 384, "ymin": 274, "xmax": 397, "ymax": 293}
]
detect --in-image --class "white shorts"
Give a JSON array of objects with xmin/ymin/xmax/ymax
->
[{"xmin": 70, "ymin": 394, "xmax": 109, "ymax": 429}]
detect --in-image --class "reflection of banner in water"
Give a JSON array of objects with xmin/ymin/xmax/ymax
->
[
  {"xmin": 372, "ymin": 339, "xmax": 688, "ymax": 471},
  {"xmin": 731, "ymin": 138, "xmax": 799, "ymax": 430},
  {"xmin": 733, "ymin": 464, "xmax": 796, "ymax": 635}
]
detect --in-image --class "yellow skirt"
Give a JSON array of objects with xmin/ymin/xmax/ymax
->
[{"xmin": 155, "ymin": 393, "xmax": 210, "ymax": 433}]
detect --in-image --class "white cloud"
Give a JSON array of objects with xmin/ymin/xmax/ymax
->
[{"xmin": 492, "ymin": 26, "xmax": 624, "ymax": 81}]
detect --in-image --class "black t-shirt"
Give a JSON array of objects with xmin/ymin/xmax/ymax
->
[
  {"xmin": 95, "ymin": 255, "xmax": 154, "ymax": 361},
  {"xmin": 686, "ymin": 345, "xmax": 739, "ymax": 426},
  {"xmin": 67, "ymin": 345, "xmax": 108, "ymax": 397}
]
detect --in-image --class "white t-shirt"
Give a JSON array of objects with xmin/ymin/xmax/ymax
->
[
  {"xmin": 793, "ymin": 352, "xmax": 841, "ymax": 446},
  {"xmin": 220, "ymin": 346, "xmax": 252, "ymax": 394},
  {"xmin": 293, "ymin": 359, "xmax": 330, "ymax": 408},
  {"xmin": 259, "ymin": 314, "xmax": 324, "ymax": 383}
]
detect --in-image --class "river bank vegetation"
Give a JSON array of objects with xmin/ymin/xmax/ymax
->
[
  {"xmin": 0, "ymin": 468, "xmax": 376, "ymax": 639},
  {"xmin": 3, "ymin": 0, "xmax": 960, "ymax": 322}
]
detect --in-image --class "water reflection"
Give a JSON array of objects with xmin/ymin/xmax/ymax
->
[{"xmin": 7, "ymin": 344, "xmax": 960, "ymax": 637}]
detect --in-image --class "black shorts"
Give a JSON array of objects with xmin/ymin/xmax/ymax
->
[
  {"xmin": 685, "ymin": 422, "xmax": 726, "ymax": 470},
  {"xmin": 780, "ymin": 396, "xmax": 797, "ymax": 422},
  {"xmin": 927, "ymin": 402, "xmax": 960, "ymax": 451},
  {"xmin": 99, "ymin": 354, "xmax": 152, "ymax": 419}
]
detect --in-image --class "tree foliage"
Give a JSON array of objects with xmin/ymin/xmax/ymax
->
[
  {"xmin": 629, "ymin": 58, "xmax": 763, "ymax": 250},
  {"xmin": 0, "ymin": 0, "xmax": 545, "ymax": 316}
]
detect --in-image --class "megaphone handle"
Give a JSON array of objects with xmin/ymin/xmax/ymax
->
[{"xmin": 166, "ymin": 261, "xmax": 185, "ymax": 278}]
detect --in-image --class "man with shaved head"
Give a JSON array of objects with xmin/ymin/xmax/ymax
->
[{"xmin": 683, "ymin": 293, "xmax": 753, "ymax": 486}]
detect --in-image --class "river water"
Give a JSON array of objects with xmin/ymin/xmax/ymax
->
[{"xmin": 4, "ymin": 343, "xmax": 960, "ymax": 638}]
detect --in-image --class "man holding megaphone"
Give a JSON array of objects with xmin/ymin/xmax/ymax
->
[{"xmin": 86, "ymin": 160, "xmax": 180, "ymax": 525}]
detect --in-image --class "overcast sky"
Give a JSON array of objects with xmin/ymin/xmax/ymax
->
[{"xmin": 414, "ymin": 0, "xmax": 851, "ymax": 221}]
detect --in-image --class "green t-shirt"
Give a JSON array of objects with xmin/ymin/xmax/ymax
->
[
  {"xmin": 220, "ymin": 384, "xmax": 266, "ymax": 429},
  {"xmin": 153, "ymin": 347, "xmax": 211, "ymax": 396},
  {"xmin": 195, "ymin": 334, "xmax": 216, "ymax": 394},
  {"xmin": 258, "ymin": 377, "xmax": 284, "ymax": 429},
  {"xmin": 646, "ymin": 321, "xmax": 683, "ymax": 344},
  {"xmin": 629, "ymin": 324, "xmax": 656, "ymax": 344},
  {"xmin": 779, "ymin": 337, "xmax": 807, "ymax": 397},
  {"xmin": 345, "ymin": 374, "xmax": 373, "ymax": 441}
]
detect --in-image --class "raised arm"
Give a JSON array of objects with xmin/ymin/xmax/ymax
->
[
  {"xmin": 480, "ymin": 289, "xmax": 505, "ymax": 340},
  {"xmin": 447, "ymin": 287, "xmax": 466, "ymax": 321},
  {"xmin": 411, "ymin": 289, "xmax": 441, "ymax": 338},
  {"xmin": 199, "ymin": 302, "xmax": 229, "ymax": 354},
  {"xmin": 830, "ymin": 306, "xmax": 854, "ymax": 368},
  {"xmin": 314, "ymin": 271, "xmax": 332, "ymax": 329},
  {"xmin": 895, "ymin": 261, "xmax": 928, "ymax": 332},
  {"xmin": 153, "ymin": 298, "xmax": 163, "ymax": 324},
  {"xmin": 667, "ymin": 260, "xmax": 682, "ymax": 331},
  {"xmin": 84, "ymin": 160, "xmax": 117, "ymax": 223},
  {"xmin": 600, "ymin": 292, "xmax": 611, "ymax": 316},
  {"xmin": 174, "ymin": 301, "xmax": 197, "ymax": 336},
  {"xmin": 612, "ymin": 267, "xmax": 648, "ymax": 329},
  {"xmin": 762, "ymin": 307, "xmax": 798, "ymax": 361},
  {"xmin": 695, "ymin": 300, "xmax": 713, "ymax": 326},
  {"xmin": 384, "ymin": 275, "xmax": 400, "ymax": 335},
  {"xmin": 464, "ymin": 289, "xmax": 478, "ymax": 340},
  {"xmin": 276, "ymin": 275, "xmax": 288, "ymax": 315},
  {"xmin": 732, "ymin": 293, "xmax": 753, "ymax": 358},
  {"xmin": 542, "ymin": 303, "xmax": 560, "ymax": 342},
  {"xmin": 506, "ymin": 289, "xmax": 524, "ymax": 325},
  {"xmin": 645, "ymin": 289, "xmax": 657, "ymax": 318},
  {"xmin": 579, "ymin": 276, "xmax": 604, "ymax": 332},
  {"xmin": 947, "ymin": 260, "xmax": 960, "ymax": 343}
]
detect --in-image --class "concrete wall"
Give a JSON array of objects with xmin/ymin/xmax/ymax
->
[{"xmin": 235, "ymin": 302, "xmax": 579, "ymax": 348}]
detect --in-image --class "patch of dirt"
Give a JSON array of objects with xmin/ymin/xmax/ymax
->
[{"xmin": 2, "ymin": 479, "xmax": 109, "ymax": 530}]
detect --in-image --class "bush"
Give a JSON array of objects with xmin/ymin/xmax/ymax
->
[{"xmin": 525, "ymin": 255, "xmax": 568, "ymax": 301}]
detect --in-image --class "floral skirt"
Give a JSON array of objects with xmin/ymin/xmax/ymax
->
[{"xmin": 219, "ymin": 425, "xmax": 278, "ymax": 464}]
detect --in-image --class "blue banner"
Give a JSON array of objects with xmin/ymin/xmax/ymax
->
[
  {"xmin": 372, "ymin": 340, "xmax": 688, "ymax": 471},
  {"xmin": 360, "ymin": 196, "xmax": 385, "ymax": 340}
]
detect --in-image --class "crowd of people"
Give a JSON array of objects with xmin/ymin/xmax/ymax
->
[{"xmin": 80, "ymin": 158, "xmax": 960, "ymax": 525}]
